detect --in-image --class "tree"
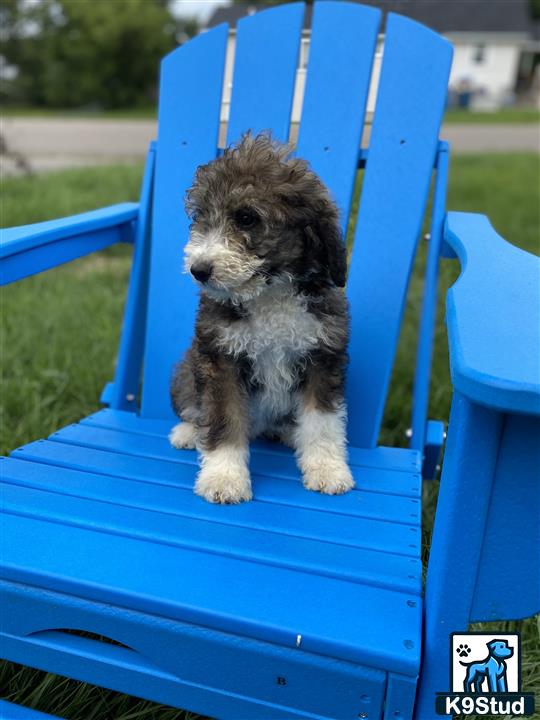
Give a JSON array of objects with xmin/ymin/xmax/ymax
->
[{"xmin": 0, "ymin": 0, "xmax": 199, "ymax": 109}]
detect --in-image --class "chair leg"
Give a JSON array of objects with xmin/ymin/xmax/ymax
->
[{"xmin": 415, "ymin": 392, "xmax": 503, "ymax": 719}]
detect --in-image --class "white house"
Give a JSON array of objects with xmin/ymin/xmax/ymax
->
[{"xmin": 205, "ymin": 0, "xmax": 540, "ymax": 119}]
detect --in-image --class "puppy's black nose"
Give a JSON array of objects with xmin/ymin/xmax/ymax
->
[{"xmin": 190, "ymin": 263, "xmax": 213, "ymax": 283}]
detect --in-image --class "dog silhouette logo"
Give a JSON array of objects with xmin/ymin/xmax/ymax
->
[
  {"xmin": 458, "ymin": 638, "xmax": 513, "ymax": 693},
  {"xmin": 451, "ymin": 633, "xmax": 519, "ymax": 693},
  {"xmin": 435, "ymin": 632, "xmax": 536, "ymax": 716}
]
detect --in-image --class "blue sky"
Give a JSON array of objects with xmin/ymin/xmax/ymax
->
[{"xmin": 171, "ymin": 0, "xmax": 232, "ymax": 21}]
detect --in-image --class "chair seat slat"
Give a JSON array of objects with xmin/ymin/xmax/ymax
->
[
  {"xmin": 2, "ymin": 461, "xmax": 421, "ymax": 593},
  {"xmin": 0, "ymin": 509, "xmax": 421, "ymax": 675}
]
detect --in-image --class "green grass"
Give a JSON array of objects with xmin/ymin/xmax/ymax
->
[
  {"xmin": 443, "ymin": 108, "xmax": 540, "ymax": 124},
  {"xmin": 380, "ymin": 153, "xmax": 540, "ymax": 450},
  {"xmin": 3, "ymin": 106, "xmax": 539, "ymax": 124},
  {"xmin": 2, "ymin": 106, "xmax": 157, "ymax": 119},
  {"xmin": 1, "ymin": 155, "xmax": 539, "ymax": 718}
]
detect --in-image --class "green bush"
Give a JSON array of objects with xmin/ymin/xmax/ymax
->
[{"xmin": 0, "ymin": 0, "xmax": 197, "ymax": 109}]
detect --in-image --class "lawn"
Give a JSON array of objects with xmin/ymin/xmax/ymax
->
[
  {"xmin": 1, "ymin": 154, "xmax": 539, "ymax": 719},
  {"xmin": 1, "ymin": 106, "xmax": 158, "ymax": 120},
  {"xmin": 3, "ymin": 106, "xmax": 539, "ymax": 124},
  {"xmin": 443, "ymin": 108, "xmax": 540, "ymax": 124}
]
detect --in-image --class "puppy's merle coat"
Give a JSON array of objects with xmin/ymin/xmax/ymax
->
[{"xmin": 170, "ymin": 133, "xmax": 353, "ymax": 504}]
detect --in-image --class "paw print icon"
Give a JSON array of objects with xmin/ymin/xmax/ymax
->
[{"xmin": 456, "ymin": 644, "xmax": 471, "ymax": 658}]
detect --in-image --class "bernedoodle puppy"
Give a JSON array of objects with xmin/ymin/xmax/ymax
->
[{"xmin": 169, "ymin": 132, "xmax": 354, "ymax": 504}]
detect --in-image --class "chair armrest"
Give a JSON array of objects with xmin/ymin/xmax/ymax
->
[
  {"xmin": 444, "ymin": 211, "xmax": 540, "ymax": 415},
  {"xmin": 1, "ymin": 202, "xmax": 139, "ymax": 285}
]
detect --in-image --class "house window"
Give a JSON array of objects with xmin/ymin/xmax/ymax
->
[{"xmin": 473, "ymin": 45, "xmax": 486, "ymax": 64}]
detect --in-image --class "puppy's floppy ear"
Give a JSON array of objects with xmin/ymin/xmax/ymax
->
[
  {"xmin": 280, "ymin": 158, "xmax": 348, "ymax": 286},
  {"xmin": 318, "ymin": 214, "xmax": 347, "ymax": 287},
  {"xmin": 305, "ymin": 215, "xmax": 347, "ymax": 288}
]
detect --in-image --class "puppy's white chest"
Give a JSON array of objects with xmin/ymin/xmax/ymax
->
[
  {"xmin": 218, "ymin": 288, "xmax": 322, "ymax": 425},
  {"xmin": 219, "ymin": 289, "xmax": 321, "ymax": 362}
]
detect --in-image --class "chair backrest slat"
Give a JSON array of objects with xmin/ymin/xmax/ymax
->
[
  {"xmin": 345, "ymin": 13, "xmax": 453, "ymax": 448},
  {"xmin": 296, "ymin": 1, "xmax": 380, "ymax": 230},
  {"xmin": 226, "ymin": 3, "xmax": 304, "ymax": 145},
  {"xmin": 141, "ymin": 26, "xmax": 228, "ymax": 419}
]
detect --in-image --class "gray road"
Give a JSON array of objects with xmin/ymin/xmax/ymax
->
[{"xmin": 1, "ymin": 117, "xmax": 538, "ymax": 175}]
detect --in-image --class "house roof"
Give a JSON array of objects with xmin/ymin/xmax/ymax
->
[{"xmin": 206, "ymin": 1, "xmax": 539, "ymax": 37}]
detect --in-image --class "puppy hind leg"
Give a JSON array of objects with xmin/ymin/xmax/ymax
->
[
  {"xmin": 170, "ymin": 350, "xmax": 199, "ymax": 450},
  {"xmin": 169, "ymin": 421, "xmax": 197, "ymax": 449}
]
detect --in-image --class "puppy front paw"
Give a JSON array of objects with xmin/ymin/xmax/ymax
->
[
  {"xmin": 303, "ymin": 461, "xmax": 355, "ymax": 495},
  {"xmin": 169, "ymin": 422, "xmax": 197, "ymax": 449},
  {"xmin": 195, "ymin": 464, "xmax": 253, "ymax": 505}
]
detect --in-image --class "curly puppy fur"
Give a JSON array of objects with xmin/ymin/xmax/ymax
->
[{"xmin": 170, "ymin": 133, "xmax": 353, "ymax": 503}]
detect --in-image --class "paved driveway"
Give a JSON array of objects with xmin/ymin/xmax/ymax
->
[
  {"xmin": 442, "ymin": 123, "xmax": 539, "ymax": 153},
  {"xmin": 1, "ymin": 118, "xmax": 156, "ymax": 174},
  {"xmin": 1, "ymin": 117, "xmax": 538, "ymax": 175}
]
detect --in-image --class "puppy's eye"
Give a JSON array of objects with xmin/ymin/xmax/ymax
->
[{"xmin": 234, "ymin": 207, "xmax": 259, "ymax": 229}]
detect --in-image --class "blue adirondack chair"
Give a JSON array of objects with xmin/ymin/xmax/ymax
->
[{"xmin": 1, "ymin": 4, "xmax": 539, "ymax": 719}]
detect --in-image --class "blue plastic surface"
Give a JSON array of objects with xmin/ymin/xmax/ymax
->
[
  {"xmin": 416, "ymin": 392, "xmax": 504, "ymax": 719},
  {"xmin": 227, "ymin": 3, "xmax": 304, "ymax": 144},
  {"xmin": 5, "ymin": 448, "xmax": 421, "ymax": 569},
  {"xmin": 2, "ymin": 580, "xmax": 387, "ymax": 720},
  {"xmin": 346, "ymin": 13, "xmax": 453, "ymax": 448},
  {"xmin": 0, "ymin": 700, "xmax": 62, "ymax": 719},
  {"xmin": 81, "ymin": 407, "xmax": 424, "ymax": 473},
  {"xmin": 445, "ymin": 212, "xmax": 540, "ymax": 415},
  {"xmin": 141, "ymin": 24, "xmax": 227, "ymax": 419},
  {"xmin": 0, "ymin": 203, "xmax": 138, "ymax": 256},
  {"xmin": 105, "ymin": 145, "xmax": 156, "ymax": 411},
  {"xmin": 470, "ymin": 413, "xmax": 540, "ymax": 621},
  {"xmin": 410, "ymin": 143, "xmax": 450, "ymax": 451},
  {"xmin": 1, "ymin": 414, "xmax": 422, "ymax": 678},
  {"xmin": 421, "ymin": 419, "xmax": 445, "ymax": 480},
  {"xmin": 417, "ymin": 391, "xmax": 540, "ymax": 719},
  {"xmin": 384, "ymin": 674, "xmax": 419, "ymax": 720},
  {"xmin": 296, "ymin": 1, "xmax": 381, "ymax": 229},
  {"xmin": 0, "ymin": 203, "xmax": 138, "ymax": 285}
]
